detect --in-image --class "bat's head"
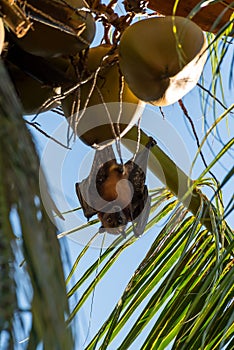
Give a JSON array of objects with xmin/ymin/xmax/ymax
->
[{"xmin": 98, "ymin": 206, "xmax": 128, "ymax": 237}]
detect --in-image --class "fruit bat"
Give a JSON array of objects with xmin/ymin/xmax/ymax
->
[{"xmin": 75, "ymin": 137, "xmax": 156, "ymax": 237}]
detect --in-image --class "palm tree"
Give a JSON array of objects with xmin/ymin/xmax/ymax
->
[{"xmin": 0, "ymin": 1, "xmax": 233, "ymax": 349}]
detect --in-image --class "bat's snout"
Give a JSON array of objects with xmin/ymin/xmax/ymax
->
[{"xmin": 98, "ymin": 208, "xmax": 128, "ymax": 236}]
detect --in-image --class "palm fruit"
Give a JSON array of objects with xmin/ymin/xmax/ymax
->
[
  {"xmin": 13, "ymin": 0, "xmax": 96, "ymax": 57},
  {"xmin": 0, "ymin": 18, "xmax": 5, "ymax": 54},
  {"xmin": 62, "ymin": 44, "xmax": 144, "ymax": 147},
  {"xmin": 119, "ymin": 16, "xmax": 207, "ymax": 106},
  {"xmin": 6, "ymin": 62, "xmax": 59, "ymax": 115}
]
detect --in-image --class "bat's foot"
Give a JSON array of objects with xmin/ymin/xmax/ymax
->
[{"xmin": 146, "ymin": 137, "xmax": 157, "ymax": 149}]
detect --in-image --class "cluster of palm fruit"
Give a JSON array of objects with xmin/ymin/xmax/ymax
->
[{"xmin": 0, "ymin": 0, "xmax": 209, "ymax": 147}]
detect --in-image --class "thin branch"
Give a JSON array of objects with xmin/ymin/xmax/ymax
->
[
  {"xmin": 25, "ymin": 121, "xmax": 71, "ymax": 150},
  {"xmin": 197, "ymin": 82, "xmax": 232, "ymax": 112}
]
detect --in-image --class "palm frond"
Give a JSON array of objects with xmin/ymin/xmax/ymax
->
[
  {"xmin": 0, "ymin": 142, "xmax": 16, "ymax": 348},
  {"xmin": 82, "ymin": 195, "xmax": 233, "ymax": 349},
  {"xmin": 0, "ymin": 59, "xmax": 73, "ymax": 349}
]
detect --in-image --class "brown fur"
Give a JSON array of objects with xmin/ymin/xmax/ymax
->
[{"xmin": 98, "ymin": 164, "xmax": 133, "ymax": 207}]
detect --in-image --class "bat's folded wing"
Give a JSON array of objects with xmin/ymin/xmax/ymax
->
[
  {"xmin": 131, "ymin": 186, "xmax": 151, "ymax": 237},
  {"xmin": 75, "ymin": 145, "xmax": 116, "ymax": 220},
  {"xmin": 132, "ymin": 194, "xmax": 151, "ymax": 237},
  {"xmin": 75, "ymin": 181, "xmax": 97, "ymax": 220}
]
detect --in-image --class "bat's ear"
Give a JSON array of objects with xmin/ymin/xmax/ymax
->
[{"xmin": 99, "ymin": 226, "xmax": 106, "ymax": 233}]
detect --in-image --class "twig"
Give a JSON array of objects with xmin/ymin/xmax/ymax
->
[
  {"xmin": 197, "ymin": 82, "xmax": 233, "ymax": 112},
  {"xmin": 25, "ymin": 120, "xmax": 71, "ymax": 150}
]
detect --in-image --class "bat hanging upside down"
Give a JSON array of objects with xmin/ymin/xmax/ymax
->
[{"xmin": 76, "ymin": 137, "xmax": 156, "ymax": 237}]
